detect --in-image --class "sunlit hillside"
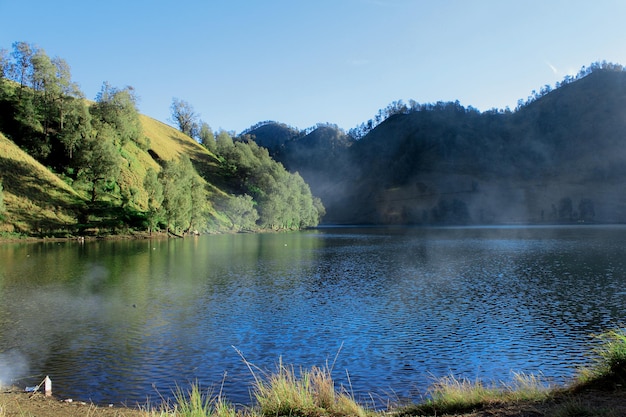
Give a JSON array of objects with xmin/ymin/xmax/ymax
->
[
  {"xmin": 0, "ymin": 114, "xmax": 234, "ymax": 235},
  {"xmin": 0, "ymin": 132, "xmax": 84, "ymax": 233}
]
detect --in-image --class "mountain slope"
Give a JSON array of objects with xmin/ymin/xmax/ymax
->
[
  {"xmin": 0, "ymin": 114, "xmax": 231, "ymax": 235},
  {"xmin": 0, "ymin": 132, "xmax": 84, "ymax": 233},
  {"xmin": 261, "ymin": 68, "xmax": 626, "ymax": 225}
]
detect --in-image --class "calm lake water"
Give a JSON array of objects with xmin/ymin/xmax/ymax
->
[{"xmin": 1, "ymin": 225, "xmax": 626, "ymax": 407}]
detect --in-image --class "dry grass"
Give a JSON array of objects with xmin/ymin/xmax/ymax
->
[
  {"xmin": 397, "ymin": 371, "xmax": 552, "ymax": 416},
  {"xmin": 0, "ymin": 132, "xmax": 84, "ymax": 233}
]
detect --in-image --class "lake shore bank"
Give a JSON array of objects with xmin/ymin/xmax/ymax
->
[{"xmin": 2, "ymin": 381, "xmax": 626, "ymax": 417}]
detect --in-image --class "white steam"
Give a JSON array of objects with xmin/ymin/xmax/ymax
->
[{"xmin": 0, "ymin": 350, "xmax": 29, "ymax": 388}]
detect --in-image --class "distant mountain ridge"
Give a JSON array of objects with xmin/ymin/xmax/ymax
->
[{"xmin": 244, "ymin": 66, "xmax": 626, "ymax": 225}]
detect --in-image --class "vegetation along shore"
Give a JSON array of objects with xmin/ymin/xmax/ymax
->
[
  {"xmin": 1, "ymin": 329, "xmax": 626, "ymax": 417},
  {"xmin": 3, "ymin": 40, "xmax": 626, "ymax": 235}
]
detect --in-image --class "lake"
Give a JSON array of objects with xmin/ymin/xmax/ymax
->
[{"xmin": 1, "ymin": 225, "xmax": 625, "ymax": 407}]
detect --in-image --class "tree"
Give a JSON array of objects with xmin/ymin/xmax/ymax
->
[
  {"xmin": 215, "ymin": 137, "xmax": 322, "ymax": 230},
  {"xmin": 0, "ymin": 179, "xmax": 5, "ymax": 218},
  {"xmin": 91, "ymin": 82, "xmax": 143, "ymax": 146},
  {"xmin": 58, "ymin": 97, "xmax": 90, "ymax": 160},
  {"xmin": 198, "ymin": 121, "xmax": 216, "ymax": 152},
  {"xmin": 159, "ymin": 156, "xmax": 195, "ymax": 233},
  {"xmin": 221, "ymin": 194, "xmax": 258, "ymax": 231},
  {"xmin": 10, "ymin": 41, "xmax": 35, "ymax": 97},
  {"xmin": 170, "ymin": 98, "xmax": 199, "ymax": 138},
  {"xmin": 77, "ymin": 123, "xmax": 122, "ymax": 202},
  {"xmin": 216, "ymin": 129, "xmax": 234, "ymax": 153},
  {"xmin": 143, "ymin": 167, "xmax": 164, "ymax": 234},
  {"xmin": 189, "ymin": 175, "xmax": 210, "ymax": 232}
]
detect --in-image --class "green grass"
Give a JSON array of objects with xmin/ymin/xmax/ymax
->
[
  {"xmin": 576, "ymin": 329, "xmax": 626, "ymax": 389},
  {"xmin": 396, "ymin": 371, "xmax": 552, "ymax": 416},
  {"xmin": 251, "ymin": 361, "xmax": 368, "ymax": 417},
  {"xmin": 139, "ymin": 382, "xmax": 237, "ymax": 417},
  {"xmin": 120, "ymin": 329, "xmax": 626, "ymax": 417}
]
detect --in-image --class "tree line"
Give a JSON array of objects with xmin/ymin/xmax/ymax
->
[
  {"xmin": 0, "ymin": 41, "xmax": 323, "ymax": 235},
  {"xmin": 347, "ymin": 61, "xmax": 626, "ymax": 140},
  {"xmin": 169, "ymin": 98, "xmax": 324, "ymax": 231}
]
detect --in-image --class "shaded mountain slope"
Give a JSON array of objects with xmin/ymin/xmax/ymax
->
[{"xmin": 256, "ymin": 68, "xmax": 626, "ymax": 225}]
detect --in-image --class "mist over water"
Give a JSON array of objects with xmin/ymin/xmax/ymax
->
[{"xmin": 0, "ymin": 226, "xmax": 626, "ymax": 406}]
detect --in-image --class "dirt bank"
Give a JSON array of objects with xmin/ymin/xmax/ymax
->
[{"xmin": 3, "ymin": 384, "xmax": 626, "ymax": 417}]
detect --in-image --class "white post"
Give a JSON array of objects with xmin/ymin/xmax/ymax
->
[{"xmin": 44, "ymin": 376, "xmax": 52, "ymax": 396}]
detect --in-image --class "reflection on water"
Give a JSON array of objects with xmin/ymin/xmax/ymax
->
[{"xmin": 1, "ymin": 226, "xmax": 626, "ymax": 406}]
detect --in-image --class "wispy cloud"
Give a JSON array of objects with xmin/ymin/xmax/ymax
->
[{"xmin": 546, "ymin": 61, "xmax": 558, "ymax": 74}]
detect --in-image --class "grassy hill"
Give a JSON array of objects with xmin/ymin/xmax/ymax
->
[
  {"xmin": 0, "ymin": 113, "xmax": 234, "ymax": 236},
  {"xmin": 0, "ymin": 132, "xmax": 83, "ymax": 234}
]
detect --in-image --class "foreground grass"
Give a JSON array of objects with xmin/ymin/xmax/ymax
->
[
  {"xmin": 143, "ymin": 362, "xmax": 369, "ymax": 417},
  {"xmin": 150, "ymin": 329, "xmax": 626, "ymax": 417},
  {"xmin": 396, "ymin": 371, "xmax": 553, "ymax": 416},
  {"xmin": 4, "ymin": 329, "xmax": 626, "ymax": 417}
]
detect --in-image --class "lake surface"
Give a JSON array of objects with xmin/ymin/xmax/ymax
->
[{"xmin": 1, "ymin": 226, "xmax": 626, "ymax": 407}]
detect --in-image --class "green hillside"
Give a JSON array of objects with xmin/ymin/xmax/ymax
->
[
  {"xmin": 0, "ymin": 131, "xmax": 83, "ymax": 233},
  {"xmin": 0, "ymin": 41, "xmax": 323, "ymax": 237}
]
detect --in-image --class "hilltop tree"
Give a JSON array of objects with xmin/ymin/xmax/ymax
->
[
  {"xmin": 170, "ymin": 98, "xmax": 199, "ymax": 138},
  {"xmin": 10, "ymin": 41, "xmax": 34, "ymax": 97},
  {"xmin": 198, "ymin": 121, "xmax": 216, "ymax": 152},
  {"xmin": 91, "ymin": 82, "xmax": 143, "ymax": 146},
  {"xmin": 0, "ymin": 42, "xmax": 89, "ymax": 165},
  {"xmin": 216, "ymin": 129, "xmax": 234, "ymax": 153}
]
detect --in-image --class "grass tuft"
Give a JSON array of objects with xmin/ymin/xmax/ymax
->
[
  {"xmin": 396, "ymin": 372, "xmax": 551, "ymax": 416},
  {"xmin": 147, "ymin": 382, "xmax": 239, "ymax": 417},
  {"xmin": 234, "ymin": 346, "xmax": 370, "ymax": 417},
  {"xmin": 577, "ymin": 328, "xmax": 626, "ymax": 388},
  {"xmin": 252, "ymin": 361, "xmax": 369, "ymax": 417}
]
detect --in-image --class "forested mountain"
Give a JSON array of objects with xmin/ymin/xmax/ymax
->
[
  {"xmin": 244, "ymin": 63, "xmax": 626, "ymax": 225},
  {"xmin": 0, "ymin": 41, "xmax": 324, "ymax": 236},
  {"xmin": 3, "ymin": 40, "xmax": 624, "ymax": 231}
]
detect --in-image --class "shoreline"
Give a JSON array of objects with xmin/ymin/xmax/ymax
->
[{"xmin": 2, "ymin": 378, "xmax": 626, "ymax": 417}]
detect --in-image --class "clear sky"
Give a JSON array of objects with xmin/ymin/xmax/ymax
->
[{"xmin": 2, "ymin": 0, "xmax": 625, "ymax": 133}]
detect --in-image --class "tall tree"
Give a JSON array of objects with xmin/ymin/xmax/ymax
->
[
  {"xmin": 10, "ymin": 41, "xmax": 35, "ymax": 97},
  {"xmin": 0, "ymin": 179, "xmax": 5, "ymax": 218},
  {"xmin": 159, "ymin": 156, "xmax": 195, "ymax": 233},
  {"xmin": 58, "ymin": 97, "xmax": 90, "ymax": 160},
  {"xmin": 91, "ymin": 82, "xmax": 143, "ymax": 146},
  {"xmin": 77, "ymin": 123, "xmax": 122, "ymax": 202},
  {"xmin": 143, "ymin": 167, "xmax": 164, "ymax": 234},
  {"xmin": 30, "ymin": 48, "xmax": 59, "ymax": 137},
  {"xmin": 216, "ymin": 129, "xmax": 234, "ymax": 153},
  {"xmin": 198, "ymin": 121, "xmax": 216, "ymax": 152},
  {"xmin": 170, "ymin": 98, "xmax": 199, "ymax": 138}
]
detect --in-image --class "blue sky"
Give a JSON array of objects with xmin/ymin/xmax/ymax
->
[{"xmin": 2, "ymin": 0, "xmax": 625, "ymax": 133}]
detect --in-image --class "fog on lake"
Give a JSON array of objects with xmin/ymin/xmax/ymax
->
[{"xmin": 1, "ymin": 225, "xmax": 625, "ymax": 407}]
